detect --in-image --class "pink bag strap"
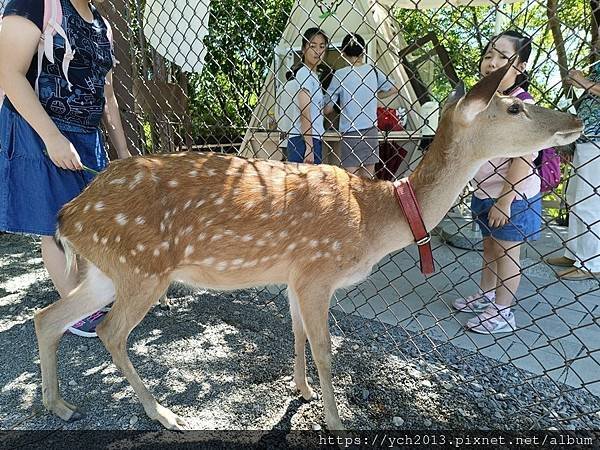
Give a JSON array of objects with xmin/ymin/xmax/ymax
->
[{"xmin": 102, "ymin": 17, "xmax": 118, "ymax": 67}]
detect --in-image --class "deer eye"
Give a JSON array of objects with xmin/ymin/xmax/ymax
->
[{"xmin": 507, "ymin": 103, "xmax": 521, "ymax": 115}]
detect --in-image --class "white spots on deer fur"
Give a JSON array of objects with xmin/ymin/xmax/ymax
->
[
  {"xmin": 134, "ymin": 267, "xmax": 140, "ymax": 274},
  {"xmin": 209, "ymin": 193, "xmax": 218, "ymax": 199},
  {"xmin": 168, "ymin": 180, "xmax": 179, "ymax": 188},
  {"xmin": 322, "ymin": 238, "xmax": 330, "ymax": 245},
  {"xmin": 244, "ymin": 201, "xmax": 255, "ymax": 210},
  {"xmin": 130, "ymin": 249, "xmax": 137, "ymax": 256},
  {"xmin": 274, "ymin": 211, "xmax": 283, "ymax": 218},
  {"xmin": 264, "ymin": 231, "xmax": 273, "ymax": 238},
  {"xmin": 301, "ymin": 237, "xmax": 308, "ymax": 243},
  {"xmin": 153, "ymin": 248, "xmax": 160, "ymax": 257},
  {"xmin": 115, "ymin": 213, "xmax": 128, "ymax": 226},
  {"xmin": 206, "ymin": 168, "xmax": 217, "ymax": 177},
  {"xmin": 241, "ymin": 259, "xmax": 258, "ymax": 268},
  {"xmin": 151, "ymin": 173, "xmax": 160, "ymax": 184},
  {"xmin": 256, "ymin": 239, "xmax": 266, "ymax": 247},
  {"xmin": 335, "ymin": 255, "xmax": 342, "ymax": 262},
  {"xmin": 211, "ymin": 234, "xmax": 223, "ymax": 242},
  {"xmin": 101, "ymin": 237, "xmax": 108, "ymax": 245},
  {"xmin": 214, "ymin": 197, "xmax": 224, "ymax": 206},
  {"xmin": 309, "ymin": 240, "xmax": 319, "ymax": 248},
  {"xmin": 241, "ymin": 234, "xmax": 253, "ymax": 242},
  {"xmin": 260, "ymin": 256, "xmax": 270, "ymax": 263},
  {"xmin": 183, "ymin": 200, "xmax": 192, "ymax": 210},
  {"xmin": 197, "ymin": 233, "xmax": 206, "ymax": 241},
  {"xmin": 259, "ymin": 213, "xmax": 269, "ymax": 220},
  {"xmin": 109, "ymin": 177, "xmax": 126, "ymax": 185},
  {"xmin": 232, "ymin": 188, "xmax": 241, "ymax": 196},
  {"xmin": 181, "ymin": 226, "xmax": 193, "ymax": 236},
  {"xmin": 160, "ymin": 241, "xmax": 170, "ymax": 250},
  {"xmin": 188, "ymin": 170, "xmax": 198, "ymax": 177},
  {"xmin": 224, "ymin": 229, "xmax": 235, "ymax": 236},
  {"xmin": 231, "ymin": 258, "xmax": 244, "ymax": 266},
  {"xmin": 94, "ymin": 201, "xmax": 105, "ymax": 211},
  {"xmin": 184, "ymin": 245, "xmax": 194, "ymax": 257},
  {"xmin": 205, "ymin": 219, "xmax": 215, "ymax": 227},
  {"xmin": 119, "ymin": 256, "xmax": 126, "ymax": 264},
  {"xmin": 302, "ymin": 212, "xmax": 314, "ymax": 219},
  {"xmin": 279, "ymin": 231, "xmax": 288, "ymax": 239},
  {"xmin": 216, "ymin": 261, "xmax": 228, "ymax": 271},
  {"xmin": 201, "ymin": 257, "xmax": 215, "ymax": 266},
  {"xmin": 136, "ymin": 243, "xmax": 146, "ymax": 252},
  {"xmin": 310, "ymin": 252, "xmax": 324, "ymax": 261},
  {"xmin": 332, "ymin": 241, "xmax": 342, "ymax": 252},
  {"xmin": 115, "ymin": 235, "xmax": 121, "ymax": 243},
  {"xmin": 84, "ymin": 203, "xmax": 91, "ymax": 212},
  {"xmin": 75, "ymin": 222, "xmax": 83, "ymax": 232},
  {"xmin": 174, "ymin": 236, "xmax": 180, "ymax": 245},
  {"xmin": 135, "ymin": 216, "xmax": 145, "ymax": 225},
  {"xmin": 233, "ymin": 214, "xmax": 241, "ymax": 220},
  {"xmin": 286, "ymin": 243, "xmax": 297, "ymax": 252},
  {"xmin": 93, "ymin": 232, "xmax": 99, "ymax": 243},
  {"xmin": 160, "ymin": 222, "xmax": 166, "ymax": 233},
  {"xmin": 129, "ymin": 171, "xmax": 144, "ymax": 190},
  {"xmin": 196, "ymin": 199, "xmax": 206, "ymax": 208}
]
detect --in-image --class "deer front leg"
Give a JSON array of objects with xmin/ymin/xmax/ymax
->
[
  {"xmin": 288, "ymin": 287, "xmax": 317, "ymax": 401},
  {"xmin": 96, "ymin": 279, "xmax": 188, "ymax": 430},
  {"xmin": 293, "ymin": 282, "xmax": 344, "ymax": 430}
]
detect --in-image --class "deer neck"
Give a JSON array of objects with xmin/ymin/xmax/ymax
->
[{"xmin": 407, "ymin": 130, "xmax": 483, "ymax": 232}]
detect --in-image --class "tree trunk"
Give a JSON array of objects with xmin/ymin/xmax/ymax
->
[{"xmin": 547, "ymin": 0, "xmax": 571, "ymax": 97}]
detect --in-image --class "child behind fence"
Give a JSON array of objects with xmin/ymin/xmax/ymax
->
[
  {"xmin": 326, "ymin": 33, "xmax": 398, "ymax": 178},
  {"xmin": 453, "ymin": 30, "xmax": 542, "ymax": 334}
]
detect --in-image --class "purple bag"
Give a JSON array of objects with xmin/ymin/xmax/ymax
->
[{"xmin": 516, "ymin": 91, "xmax": 562, "ymax": 192}]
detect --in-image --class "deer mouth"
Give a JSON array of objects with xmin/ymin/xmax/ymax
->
[{"xmin": 553, "ymin": 128, "xmax": 583, "ymax": 146}]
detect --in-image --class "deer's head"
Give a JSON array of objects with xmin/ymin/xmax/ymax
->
[{"xmin": 441, "ymin": 62, "xmax": 583, "ymax": 162}]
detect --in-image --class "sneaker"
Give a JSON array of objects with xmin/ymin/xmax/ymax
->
[
  {"xmin": 452, "ymin": 292, "xmax": 495, "ymax": 312},
  {"xmin": 465, "ymin": 305, "xmax": 516, "ymax": 334},
  {"xmin": 544, "ymin": 256, "xmax": 575, "ymax": 267},
  {"xmin": 67, "ymin": 308, "xmax": 109, "ymax": 338}
]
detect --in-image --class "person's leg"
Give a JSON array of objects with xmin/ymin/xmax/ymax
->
[
  {"xmin": 466, "ymin": 238, "xmax": 520, "ymax": 333},
  {"xmin": 559, "ymin": 142, "xmax": 600, "ymax": 277},
  {"xmin": 480, "ymin": 237, "xmax": 498, "ymax": 293},
  {"xmin": 493, "ymin": 238, "xmax": 522, "ymax": 308},
  {"xmin": 41, "ymin": 236, "xmax": 78, "ymax": 299},
  {"xmin": 312, "ymin": 138, "xmax": 323, "ymax": 164}
]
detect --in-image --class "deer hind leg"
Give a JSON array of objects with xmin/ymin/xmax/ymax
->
[
  {"xmin": 34, "ymin": 263, "xmax": 115, "ymax": 421},
  {"xmin": 287, "ymin": 286, "xmax": 317, "ymax": 401},
  {"xmin": 95, "ymin": 276, "xmax": 187, "ymax": 430},
  {"xmin": 291, "ymin": 280, "xmax": 344, "ymax": 430}
]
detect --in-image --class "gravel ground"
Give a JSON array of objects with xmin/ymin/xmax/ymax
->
[{"xmin": 1, "ymin": 232, "xmax": 600, "ymax": 432}]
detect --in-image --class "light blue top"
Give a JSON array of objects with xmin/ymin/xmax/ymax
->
[
  {"xmin": 290, "ymin": 65, "xmax": 325, "ymax": 138},
  {"xmin": 327, "ymin": 64, "xmax": 395, "ymax": 133}
]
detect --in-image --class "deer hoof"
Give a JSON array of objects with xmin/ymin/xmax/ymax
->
[
  {"xmin": 154, "ymin": 404, "xmax": 189, "ymax": 431},
  {"xmin": 50, "ymin": 399, "xmax": 83, "ymax": 422}
]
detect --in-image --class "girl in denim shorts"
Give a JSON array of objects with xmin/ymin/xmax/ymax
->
[
  {"xmin": 452, "ymin": 31, "xmax": 542, "ymax": 334},
  {"xmin": 0, "ymin": 0, "xmax": 131, "ymax": 337}
]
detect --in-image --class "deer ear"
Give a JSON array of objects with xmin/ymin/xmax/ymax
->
[{"xmin": 457, "ymin": 55, "xmax": 517, "ymax": 122}]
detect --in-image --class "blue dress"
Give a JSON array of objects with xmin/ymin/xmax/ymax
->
[{"xmin": 0, "ymin": 0, "xmax": 112, "ymax": 235}]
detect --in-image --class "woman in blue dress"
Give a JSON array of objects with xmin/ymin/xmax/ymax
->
[{"xmin": 0, "ymin": 0, "xmax": 131, "ymax": 336}]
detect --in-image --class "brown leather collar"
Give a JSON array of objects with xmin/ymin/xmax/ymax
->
[{"xmin": 393, "ymin": 178, "xmax": 435, "ymax": 275}]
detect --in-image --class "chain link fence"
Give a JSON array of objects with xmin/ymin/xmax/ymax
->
[{"xmin": 94, "ymin": 0, "xmax": 600, "ymax": 430}]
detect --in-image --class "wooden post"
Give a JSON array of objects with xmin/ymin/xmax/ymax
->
[{"xmin": 96, "ymin": 0, "xmax": 144, "ymax": 156}]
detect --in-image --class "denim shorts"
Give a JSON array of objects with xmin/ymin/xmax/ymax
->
[
  {"xmin": 287, "ymin": 136, "xmax": 323, "ymax": 164},
  {"xmin": 0, "ymin": 105, "xmax": 108, "ymax": 236},
  {"xmin": 471, "ymin": 193, "xmax": 542, "ymax": 242}
]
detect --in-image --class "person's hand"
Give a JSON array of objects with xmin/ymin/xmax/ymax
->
[
  {"xmin": 304, "ymin": 144, "xmax": 314, "ymax": 164},
  {"xmin": 566, "ymin": 69, "xmax": 591, "ymax": 89},
  {"xmin": 44, "ymin": 133, "xmax": 82, "ymax": 171},
  {"xmin": 488, "ymin": 198, "xmax": 512, "ymax": 228}
]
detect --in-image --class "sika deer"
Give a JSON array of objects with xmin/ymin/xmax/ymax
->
[{"xmin": 34, "ymin": 64, "xmax": 582, "ymax": 430}]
